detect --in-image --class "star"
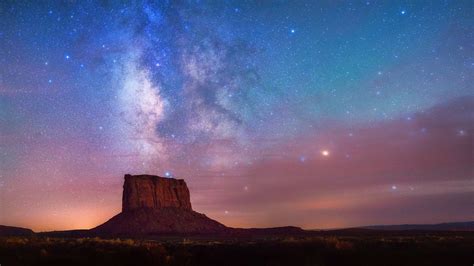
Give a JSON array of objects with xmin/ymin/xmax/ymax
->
[{"xmin": 321, "ymin": 150, "xmax": 330, "ymax": 157}]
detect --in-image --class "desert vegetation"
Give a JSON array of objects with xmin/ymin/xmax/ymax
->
[{"xmin": 1, "ymin": 233, "xmax": 473, "ymax": 266}]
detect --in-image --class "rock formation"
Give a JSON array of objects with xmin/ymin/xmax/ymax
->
[
  {"xmin": 122, "ymin": 174, "xmax": 192, "ymax": 212},
  {"xmin": 93, "ymin": 174, "xmax": 228, "ymax": 236}
]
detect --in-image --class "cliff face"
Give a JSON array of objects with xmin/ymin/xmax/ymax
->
[{"xmin": 122, "ymin": 174, "xmax": 192, "ymax": 212}]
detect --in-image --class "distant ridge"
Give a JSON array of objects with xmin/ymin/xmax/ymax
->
[
  {"xmin": 360, "ymin": 221, "xmax": 474, "ymax": 231},
  {"xmin": 0, "ymin": 225, "xmax": 34, "ymax": 236}
]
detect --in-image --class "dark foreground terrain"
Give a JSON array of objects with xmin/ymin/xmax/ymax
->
[{"xmin": 1, "ymin": 231, "xmax": 473, "ymax": 266}]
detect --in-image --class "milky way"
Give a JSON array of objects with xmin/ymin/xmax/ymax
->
[{"xmin": 0, "ymin": 1, "xmax": 473, "ymax": 231}]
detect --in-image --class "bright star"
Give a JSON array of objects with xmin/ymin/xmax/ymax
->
[
  {"xmin": 290, "ymin": 29, "xmax": 295, "ymax": 33},
  {"xmin": 392, "ymin": 185, "xmax": 397, "ymax": 190},
  {"xmin": 165, "ymin": 171, "xmax": 171, "ymax": 177},
  {"xmin": 321, "ymin": 150, "xmax": 330, "ymax": 157},
  {"xmin": 401, "ymin": 10, "xmax": 406, "ymax": 15}
]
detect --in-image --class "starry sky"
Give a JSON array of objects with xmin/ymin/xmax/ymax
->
[{"xmin": 0, "ymin": 1, "xmax": 473, "ymax": 231}]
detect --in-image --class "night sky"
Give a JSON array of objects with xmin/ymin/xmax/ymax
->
[{"xmin": 1, "ymin": 1, "xmax": 473, "ymax": 231}]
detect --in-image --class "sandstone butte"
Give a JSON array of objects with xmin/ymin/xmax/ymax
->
[
  {"xmin": 122, "ymin": 174, "xmax": 192, "ymax": 212},
  {"xmin": 92, "ymin": 174, "xmax": 228, "ymax": 236}
]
